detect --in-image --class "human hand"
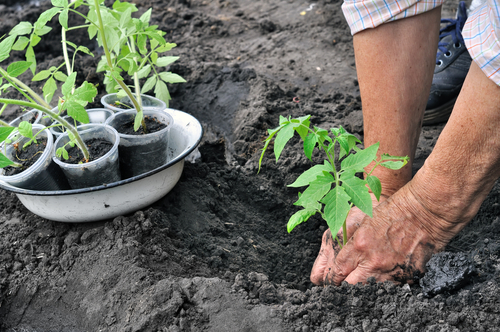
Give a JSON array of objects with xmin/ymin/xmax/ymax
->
[{"xmin": 310, "ymin": 185, "xmax": 450, "ymax": 285}]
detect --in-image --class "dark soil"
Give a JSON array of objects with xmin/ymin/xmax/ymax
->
[
  {"xmin": 63, "ymin": 138, "xmax": 113, "ymax": 164},
  {"xmin": 115, "ymin": 115, "xmax": 168, "ymax": 135},
  {"xmin": 3, "ymin": 138, "xmax": 48, "ymax": 176},
  {"xmin": 2, "ymin": 1, "xmax": 500, "ymax": 332}
]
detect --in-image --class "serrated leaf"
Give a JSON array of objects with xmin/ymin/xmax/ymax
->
[
  {"xmin": 35, "ymin": 25, "xmax": 52, "ymax": 36},
  {"xmin": 25, "ymin": 46, "xmax": 36, "ymax": 74},
  {"xmin": 72, "ymin": 81, "xmax": 97, "ymax": 104},
  {"xmin": 119, "ymin": 8, "xmax": 132, "ymax": 28},
  {"xmin": 35, "ymin": 7, "xmax": 60, "ymax": 32},
  {"xmin": 288, "ymin": 160, "xmax": 333, "ymax": 187},
  {"xmin": 294, "ymin": 172, "xmax": 334, "ymax": 209},
  {"xmin": 62, "ymin": 72, "xmax": 77, "ymax": 97},
  {"xmin": 340, "ymin": 172, "xmax": 373, "ymax": 217},
  {"xmin": 51, "ymin": 0, "xmax": 67, "ymax": 7},
  {"xmin": 154, "ymin": 80, "xmax": 170, "ymax": 106},
  {"xmin": 0, "ymin": 127, "xmax": 16, "ymax": 143},
  {"xmin": 303, "ymin": 132, "xmax": 317, "ymax": 160},
  {"xmin": 366, "ymin": 175, "xmax": 381, "ymax": 201},
  {"xmin": 293, "ymin": 115, "xmax": 310, "ymax": 140},
  {"xmin": 158, "ymin": 72, "xmax": 186, "ymax": 84},
  {"xmin": 156, "ymin": 42, "xmax": 176, "ymax": 53},
  {"xmin": 7, "ymin": 61, "xmax": 32, "ymax": 77},
  {"xmin": 43, "ymin": 77, "xmax": 57, "ymax": 104},
  {"xmin": 136, "ymin": 64, "xmax": 151, "ymax": 79},
  {"xmin": 0, "ymin": 35, "xmax": 16, "ymax": 63},
  {"xmin": 12, "ymin": 36, "xmax": 30, "ymax": 51},
  {"xmin": 287, "ymin": 209, "xmax": 317, "ymax": 233},
  {"xmin": 32, "ymin": 70, "xmax": 52, "ymax": 81},
  {"xmin": 380, "ymin": 160, "xmax": 407, "ymax": 170},
  {"xmin": 137, "ymin": 34, "xmax": 147, "ymax": 55},
  {"xmin": 273, "ymin": 123, "xmax": 294, "ymax": 162},
  {"xmin": 66, "ymin": 101, "xmax": 89, "ymax": 123},
  {"xmin": 140, "ymin": 8, "xmax": 152, "ymax": 24},
  {"xmin": 59, "ymin": 9, "xmax": 69, "ymax": 29},
  {"xmin": 156, "ymin": 56, "xmax": 179, "ymax": 67},
  {"xmin": 134, "ymin": 111, "xmax": 143, "ymax": 131},
  {"xmin": 142, "ymin": 76, "xmax": 156, "ymax": 94},
  {"xmin": 18, "ymin": 121, "xmax": 33, "ymax": 139},
  {"xmin": 54, "ymin": 71, "xmax": 68, "ymax": 82},
  {"xmin": 321, "ymin": 185, "xmax": 351, "ymax": 236},
  {"xmin": 75, "ymin": 45, "xmax": 94, "ymax": 57},
  {"xmin": 0, "ymin": 153, "xmax": 16, "ymax": 167},
  {"xmin": 9, "ymin": 22, "xmax": 33, "ymax": 36},
  {"xmin": 341, "ymin": 142, "xmax": 379, "ymax": 173}
]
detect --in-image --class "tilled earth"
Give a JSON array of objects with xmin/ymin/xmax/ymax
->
[{"xmin": 1, "ymin": 0, "xmax": 500, "ymax": 331}]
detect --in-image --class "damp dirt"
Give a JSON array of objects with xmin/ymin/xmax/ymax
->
[{"xmin": 2, "ymin": 1, "xmax": 500, "ymax": 331}]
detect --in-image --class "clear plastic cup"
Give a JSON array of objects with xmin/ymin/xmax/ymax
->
[
  {"xmin": 101, "ymin": 93, "xmax": 167, "ymax": 113},
  {"xmin": 105, "ymin": 109, "xmax": 173, "ymax": 179},
  {"xmin": 52, "ymin": 124, "xmax": 121, "ymax": 189},
  {"xmin": 50, "ymin": 108, "xmax": 114, "ymax": 138}
]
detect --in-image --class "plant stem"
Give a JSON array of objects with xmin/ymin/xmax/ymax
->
[
  {"xmin": 0, "ymin": 68, "xmax": 51, "ymax": 109},
  {"xmin": 93, "ymin": 0, "xmax": 146, "ymax": 132},
  {"xmin": 129, "ymin": 36, "xmax": 143, "ymax": 110},
  {"xmin": 61, "ymin": 28, "xmax": 73, "ymax": 77},
  {"xmin": 0, "ymin": 119, "xmax": 11, "ymax": 127},
  {"xmin": 0, "ymin": 98, "xmax": 89, "ymax": 161}
]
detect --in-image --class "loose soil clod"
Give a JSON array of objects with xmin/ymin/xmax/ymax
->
[{"xmin": 1, "ymin": 1, "xmax": 500, "ymax": 331}]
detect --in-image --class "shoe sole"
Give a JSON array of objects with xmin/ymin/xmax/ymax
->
[{"xmin": 423, "ymin": 98, "xmax": 456, "ymax": 126}]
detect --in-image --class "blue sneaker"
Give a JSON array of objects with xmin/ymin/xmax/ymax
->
[{"xmin": 424, "ymin": 1, "xmax": 472, "ymax": 125}]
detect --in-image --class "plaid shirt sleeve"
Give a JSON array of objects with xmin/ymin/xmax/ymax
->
[
  {"xmin": 463, "ymin": 0, "xmax": 500, "ymax": 85},
  {"xmin": 342, "ymin": 0, "xmax": 444, "ymax": 35}
]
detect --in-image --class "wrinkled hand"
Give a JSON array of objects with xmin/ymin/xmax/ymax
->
[{"xmin": 310, "ymin": 185, "xmax": 450, "ymax": 285}]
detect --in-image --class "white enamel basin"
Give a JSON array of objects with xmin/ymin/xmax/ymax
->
[{"xmin": 0, "ymin": 109, "xmax": 203, "ymax": 223}]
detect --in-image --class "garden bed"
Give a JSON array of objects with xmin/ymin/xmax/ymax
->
[{"xmin": 1, "ymin": 0, "xmax": 500, "ymax": 331}]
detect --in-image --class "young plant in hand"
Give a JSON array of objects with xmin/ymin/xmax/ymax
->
[{"xmin": 259, "ymin": 115, "xmax": 409, "ymax": 247}]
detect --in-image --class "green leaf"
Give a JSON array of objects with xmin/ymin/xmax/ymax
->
[
  {"xmin": 25, "ymin": 46, "xmax": 36, "ymax": 75},
  {"xmin": 62, "ymin": 72, "xmax": 77, "ymax": 97},
  {"xmin": 140, "ymin": 8, "xmax": 152, "ymax": 24},
  {"xmin": 54, "ymin": 71, "xmax": 68, "ymax": 82},
  {"xmin": 154, "ymin": 80, "xmax": 170, "ymax": 106},
  {"xmin": 380, "ymin": 160, "xmax": 407, "ymax": 170},
  {"xmin": 158, "ymin": 72, "xmax": 186, "ymax": 83},
  {"xmin": 66, "ymin": 101, "xmax": 89, "ymax": 124},
  {"xmin": 34, "ymin": 7, "xmax": 60, "ymax": 33},
  {"xmin": 0, "ymin": 35, "xmax": 16, "ymax": 63},
  {"xmin": 293, "ymin": 115, "xmax": 310, "ymax": 140},
  {"xmin": 113, "ymin": 0, "xmax": 138, "ymax": 12},
  {"xmin": 59, "ymin": 9, "xmax": 69, "ymax": 30},
  {"xmin": 119, "ymin": 7, "xmax": 132, "ymax": 28},
  {"xmin": 7, "ymin": 61, "xmax": 32, "ymax": 77},
  {"xmin": 51, "ymin": 0, "xmax": 67, "ymax": 7},
  {"xmin": 303, "ymin": 132, "xmax": 317, "ymax": 161},
  {"xmin": 0, "ymin": 127, "xmax": 16, "ymax": 143},
  {"xmin": 136, "ymin": 64, "xmax": 151, "ymax": 79},
  {"xmin": 341, "ymin": 142, "xmax": 379, "ymax": 173},
  {"xmin": 294, "ymin": 172, "xmax": 334, "ymax": 209},
  {"xmin": 340, "ymin": 172, "xmax": 373, "ymax": 217},
  {"xmin": 134, "ymin": 111, "xmax": 143, "ymax": 131},
  {"xmin": 137, "ymin": 34, "xmax": 147, "ymax": 55},
  {"xmin": 288, "ymin": 160, "xmax": 333, "ymax": 187},
  {"xmin": 18, "ymin": 121, "xmax": 33, "ymax": 139},
  {"xmin": 35, "ymin": 25, "xmax": 52, "ymax": 37},
  {"xmin": 273, "ymin": 123, "xmax": 294, "ymax": 162},
  {"xmin": 366, "ymin": 175, "xmax": 381, "ymax": 201},
  {"xmin": 142, "ymin": 76, "xmax": 156, "ymax": 94},
  {"xmin": 75, "ymin": 45, "xmax": 94, "ymax": 57},
  {"xmin": 0, "ymin": 153, "xmax": 15, "ymax": 168},
  {"xmin": 321, "ymin": 185, "xmax": 351, "ymax": 236},
  {"xmin": 32, "ymin": 70, "xmax": 52, "ymax": 81},
  {"xmin": 12, "ymin": 36, "xmax": 30, "ymax": 51},
  {"xmin": 156, "ymin": 42, "xmax": 176, "ymax": 53},
  {"xmin": 287, "ymin": 209, "xmax": 317, "ymax": 233},
  {"xmin": 9, "ymin": 22, "xmax": 33, "ymax": 36},
  {"xmin": 72, "ymin": 81, "xmax": 97, "ymax": 104},
  {"xmin": 43, "ymin": 77, "xmax": 57, "ymax": 104},
  {"xmin": 156, "ymin": 56, "xmax": 179, "ymax": 67}
]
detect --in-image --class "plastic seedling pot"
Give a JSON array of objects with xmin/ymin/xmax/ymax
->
[
  {"xmin": 105, "ymin": 109, "xmax": 174, "ymax": 179},
  {"xmin": 53, "ymin": 124, "xmax": 121, "ymax": 189},
  {"xmin": 0, "ymin": 108, "xmax": 202, "ymax": 223},
  {"xmin": 101, "ymin": 93, "xmax": 166, "ymax": 113},
  {"xmin": 0, "ymin": 124, "xmax": 70, "ymax": 191},
  {"xmin": 50, "ymin": 108, "xmax": 114, "ymax": 138},
  {"xmin": 9, "ymin": 109, "xmax": 43, "ymax": 126}
]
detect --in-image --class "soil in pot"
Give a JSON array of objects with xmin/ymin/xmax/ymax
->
[
  {"xmin": 106, "ymin": 110, "xmax": 172, "ymax": 179},
  {"xmin": 3, "ymin": 138, "xmax": 49, "ymax": 176},
  {"xmin": 63, "ymin": 138, "xmax": 113, "ymax": 164}
]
